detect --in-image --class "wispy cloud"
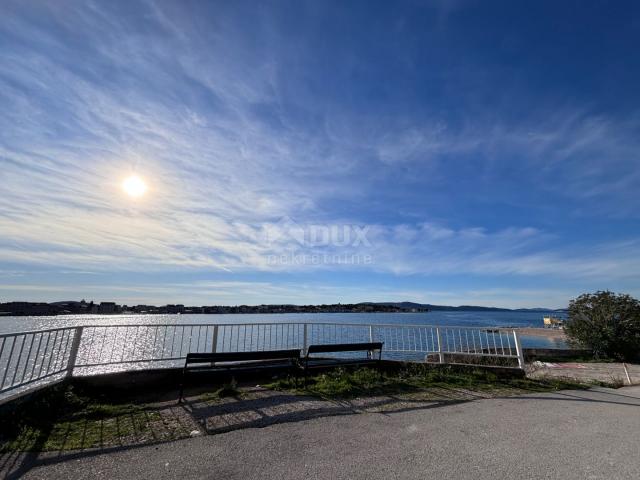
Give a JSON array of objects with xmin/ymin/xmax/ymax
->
[{"xmin": 0, "ymin": 1, "xmax": 638, "ymax": 306}]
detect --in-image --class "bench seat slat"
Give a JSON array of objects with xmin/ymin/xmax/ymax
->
[
  {"xmin": 186, "ymin": 359, "xmax": 293, "ymax": 371},
  {"xmin": 306, "ymin": 342, "xmax": 383, "ymax": 354},
  {"xmin": 185, "ymin": 349, "xmax": 301, "ymax": 364}
]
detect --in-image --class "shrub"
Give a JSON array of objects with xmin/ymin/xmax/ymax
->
[{"xmin": 565, "ymin": 291, "xmax": 640, "ymax": 362}]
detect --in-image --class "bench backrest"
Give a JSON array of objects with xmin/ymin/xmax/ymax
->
[
  {"xmin": 306, "ymin": 342, "xmax": 383, "ymax": 355},
  {"xmin": 185, "ymin": 349, "xmax": 301, "ymax": 365}
]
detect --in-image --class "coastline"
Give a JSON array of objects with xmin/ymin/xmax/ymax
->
[{"xmin": 514, "ymin": 327, "xmax": 566, "ymax": 339}]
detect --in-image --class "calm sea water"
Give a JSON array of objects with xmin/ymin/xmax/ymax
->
[{"xmin": 0, "ymin": 311, "xmax": 565, "ymax": 348}]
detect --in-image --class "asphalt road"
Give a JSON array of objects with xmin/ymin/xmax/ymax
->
[{"xmin": 6, "ymin": 386, "xmax": 640, "ymax": 480}]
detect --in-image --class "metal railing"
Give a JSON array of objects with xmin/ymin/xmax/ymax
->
[
  {"xmin": 0, "ymin": 327, "xmax": 83, "ymax": 400},
  {"xmin": 0, "ymin": 322, "xmax": 524, "ymax": 402}
]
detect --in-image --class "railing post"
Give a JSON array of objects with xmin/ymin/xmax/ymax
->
[
  {"xmin": 303, "ymin": 324, "xmax": 308, "ymax": 352},
  {"xmin": 436, "ymin": 327, "xmax": 444, "ymax": 364},
  {"xmin": 1, "ymin": 336, "xmax": 17, "ymax": 389},
  {"xmin": 513, "ymin": 330, "xmax": 525, "ymax": 369},
  {"xmin": 66, "ymin": 327, "xmax": 83, "ymax": 377},
  {"xmin": 369, "ymin": 325, "xmax": 373, "ymax": 342},
  {"xmin": 211, "ymin": 325, "xmax": 219, "ymax": 353}
]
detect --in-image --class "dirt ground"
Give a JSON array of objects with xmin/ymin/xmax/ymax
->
[{"xmin": 527, "ymin": 361, "xmax": 640, "ymax": 386}]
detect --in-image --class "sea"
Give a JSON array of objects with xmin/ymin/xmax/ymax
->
[{"xmin": 0, "ymin": 310, "xmax": 566, "ymax": 349}]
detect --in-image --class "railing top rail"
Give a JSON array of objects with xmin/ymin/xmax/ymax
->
[
  {"xmin": 0, "ymin": 321, "xmax": 519, "ymax": 337},
  {"xmin": 0, "ymin": 325, "xmax": 79, "ymax": 339},
  {"xmin": 83, "ymin": 322, "xmax": 517, "ymax": 330}
]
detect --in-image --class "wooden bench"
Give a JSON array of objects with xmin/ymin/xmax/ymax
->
[
  {"xmin": 179, "ymin": 349, "xmax": 301, "ymax": 401},
  {"xmin": 303, "ymin": 342, "xmax": 384, "ymax": 378}
]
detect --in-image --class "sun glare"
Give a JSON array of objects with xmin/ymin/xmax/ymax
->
[{"xmin": 122, "ymin": 175, "xmax": 147, "ymax": 198}]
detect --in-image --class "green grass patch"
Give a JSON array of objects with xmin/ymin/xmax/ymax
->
[
  {"xmin": 198, "ymin": 379, "xmax": 241, "ymax": 401},
  {"xmin": 265, "ymin": 365, "xmax": 588, "ymax": 399}
]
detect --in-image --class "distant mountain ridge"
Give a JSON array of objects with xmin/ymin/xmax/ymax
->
[
  {"xmin": 1, "ymin": 300, "xmax": 566, "ymax": 316},
  {"xmin": 375, "ymin": 302, "xmax": 566, "ymax": 312}
]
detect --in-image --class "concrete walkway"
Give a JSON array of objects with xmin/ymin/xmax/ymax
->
[{"xmin": 3, "ymin": 386, "xmax": 640, "ymax": 480}]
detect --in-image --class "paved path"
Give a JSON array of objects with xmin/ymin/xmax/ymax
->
[{"xmin": 3, "ymin": 386, "xmax": 640, "ymax": 480}]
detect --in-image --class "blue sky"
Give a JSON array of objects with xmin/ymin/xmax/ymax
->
[{"xmin": 1, "ymin": 0, "xmax": 639, "ymax": 308}]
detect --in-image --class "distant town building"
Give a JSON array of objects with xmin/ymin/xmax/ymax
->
[
  {"xmin": 0, "ymin": 300, "xmax": 428, "ymax": 316},
  {"xmin": 98, "ymin": 302, "xmax": 117, "ymax": 314},
  {"xmin": 0, "ymin": 302, "xmax": 57, "ymax": 316},
  {"xmin": 165, "ymin": 304, "xmax": 185, "ymax": 314}
]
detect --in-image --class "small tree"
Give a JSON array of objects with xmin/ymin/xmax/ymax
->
[{"xmin": 565, "ymin": 291, "xmax": 640, "ymax": 362}]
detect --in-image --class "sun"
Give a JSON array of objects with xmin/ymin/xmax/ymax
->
[{"xmin": 122, "ymin": 175, "xmax": 147, "ymax": 198}]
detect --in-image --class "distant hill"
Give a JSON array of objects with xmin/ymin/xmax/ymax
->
[
  {"xmin": 2, "ymin": 299, "xmax": 566, "ymax": 316},
  {"xmin": 375, "ymin": 302, "xmax": 565, "ymax": 312},
  {"xmin": 513, "ymin": 307, "xmax": 567, "ymax": 312}
]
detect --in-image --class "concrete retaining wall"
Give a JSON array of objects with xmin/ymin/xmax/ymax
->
[{"xmin": 523, "ymin": 348, "xmax": 591, "ymax": 361}]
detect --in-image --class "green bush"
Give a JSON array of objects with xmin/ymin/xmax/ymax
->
[{"xmin": 565, "ymin": 291, "xmax": 640, "ymax": 362}]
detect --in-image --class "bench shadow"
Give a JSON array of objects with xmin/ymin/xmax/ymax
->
[{"xmin": 182, "ymin": 389, "xmax": 472, "ymax": 435}]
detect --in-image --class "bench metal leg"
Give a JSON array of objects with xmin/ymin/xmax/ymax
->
[
  {"xmin": 290, "ymin": 359, "xmax": 301, "ymax": 388},
  {"xmin": 178, "ymin": 366, "xmax": 187, "ymax": 403},
  {"xmin": 303, "ymin": 356, "xmax": 310, "ymax": 387}
]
